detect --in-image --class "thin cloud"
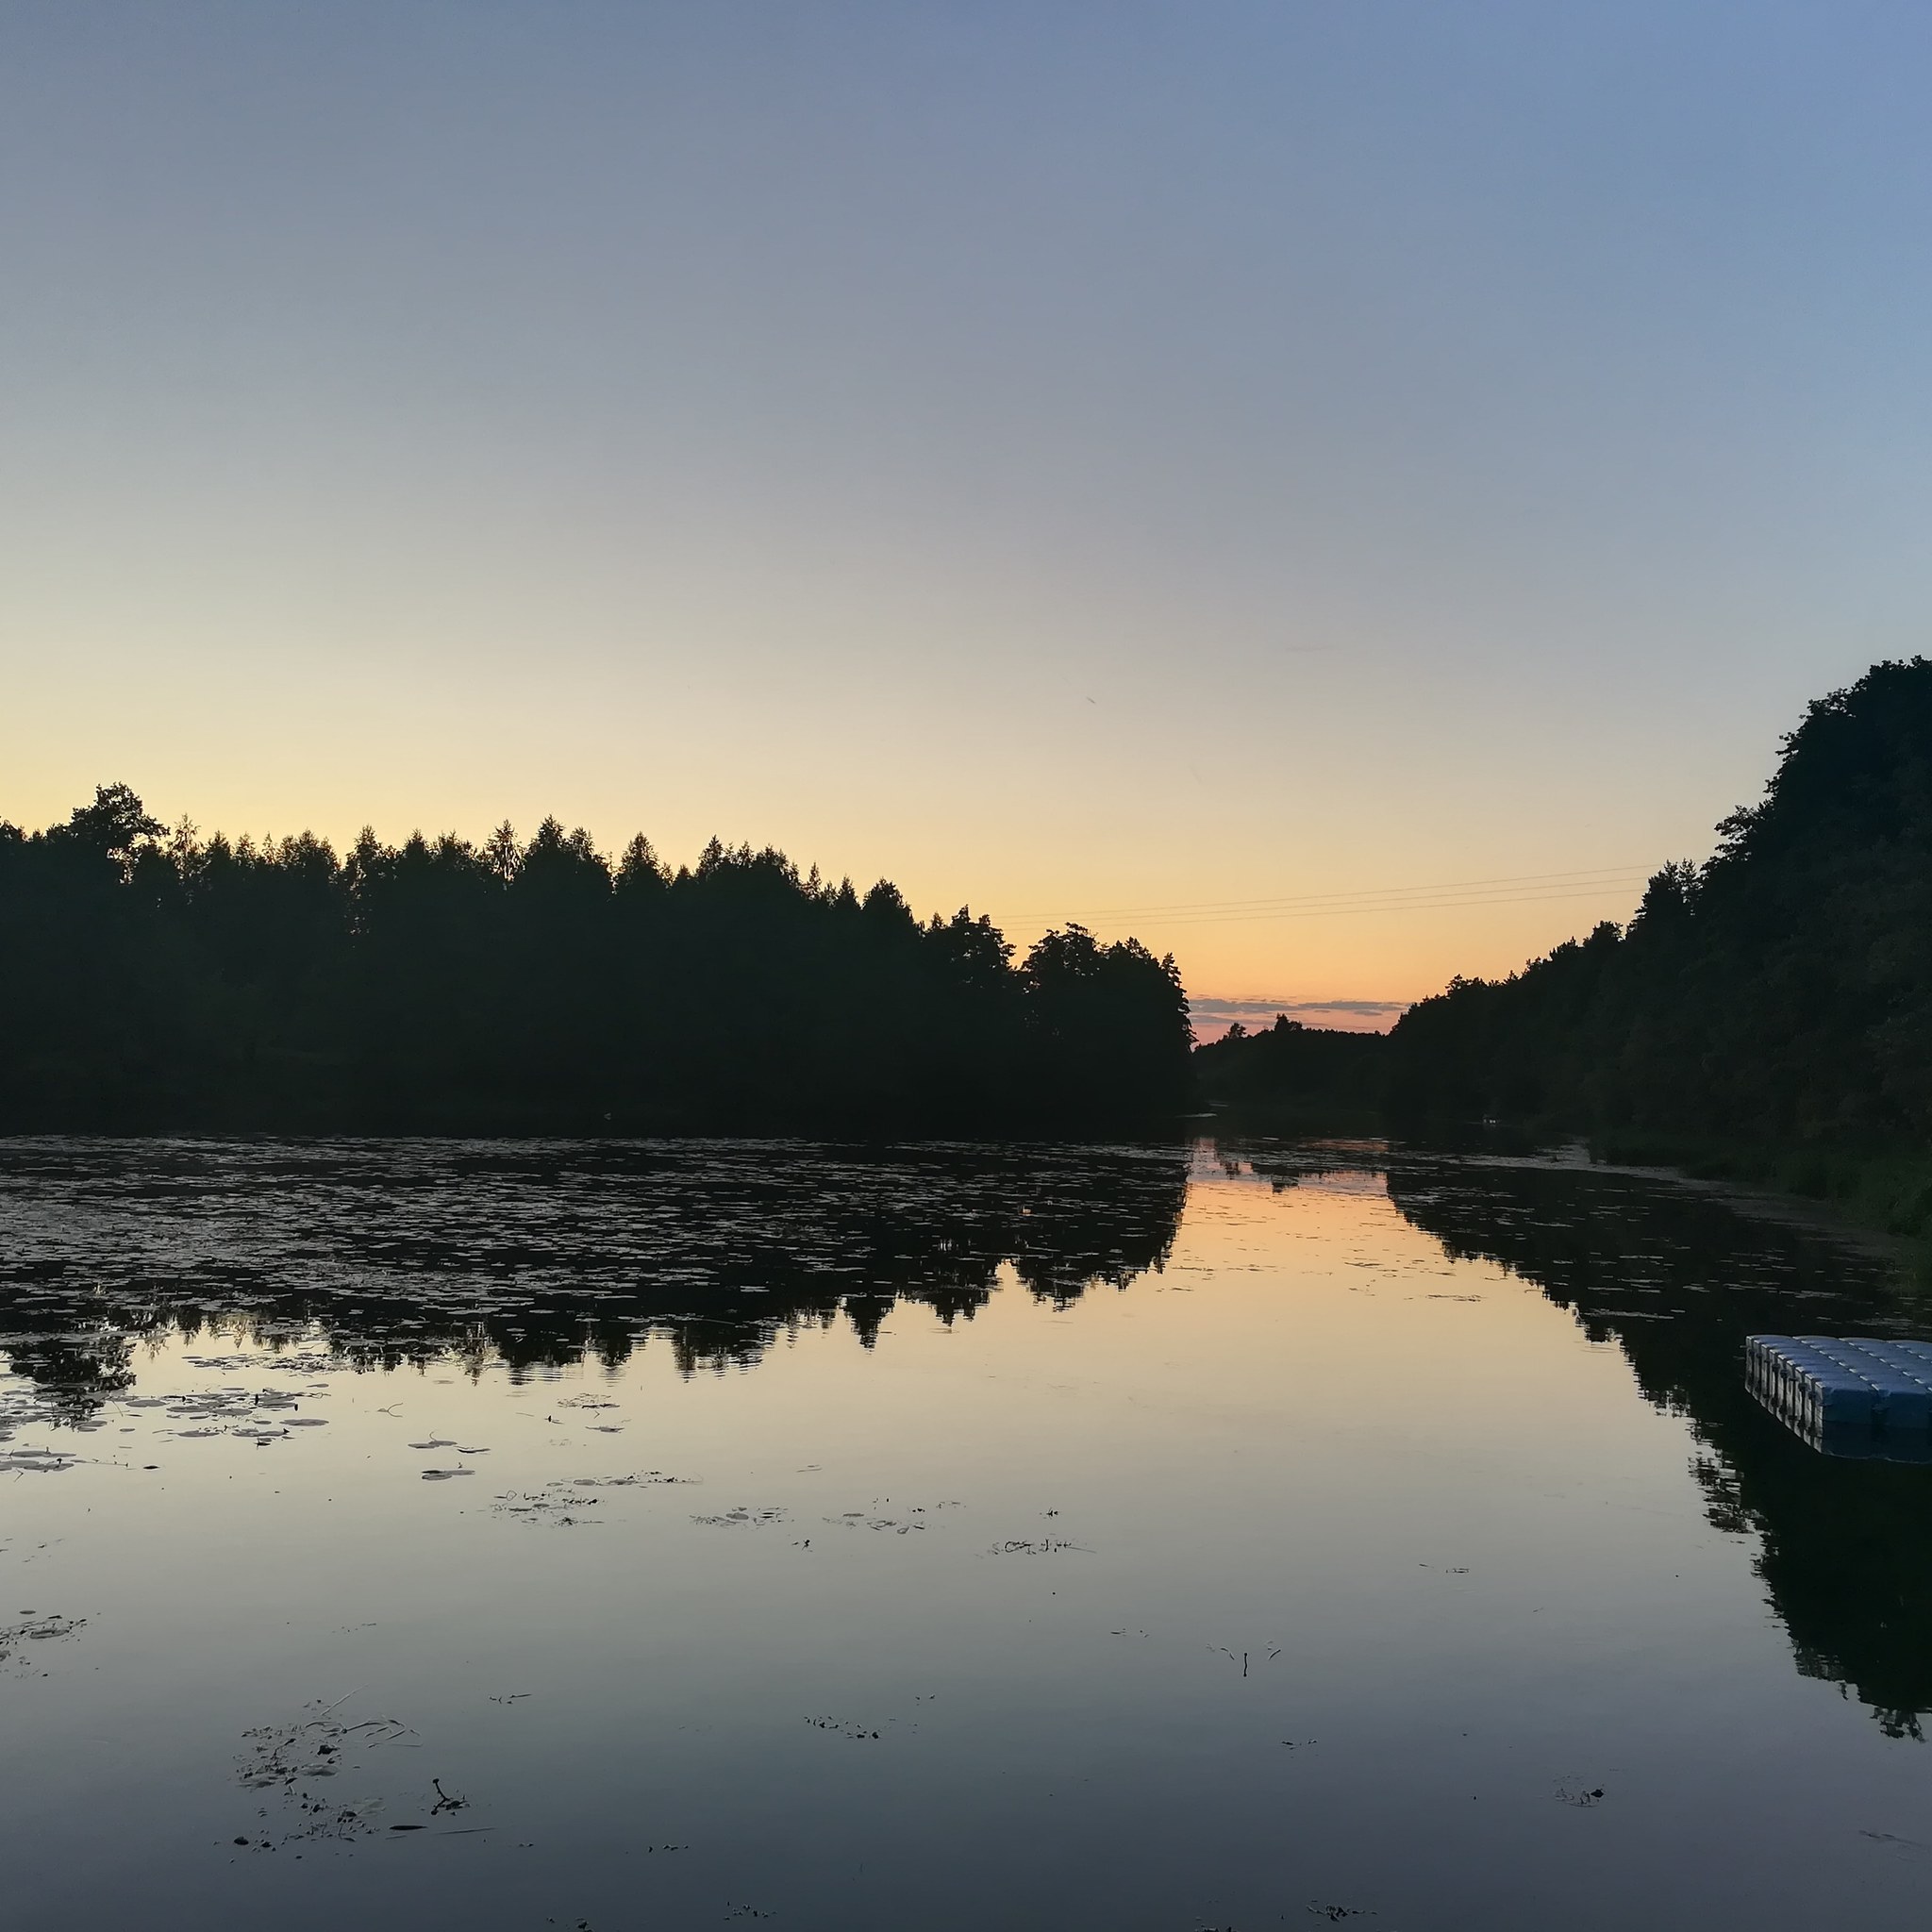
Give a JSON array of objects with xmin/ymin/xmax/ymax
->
[{"xmin": 1188, "ymin": 996, "xmax": 1407, "ymax": 1041}]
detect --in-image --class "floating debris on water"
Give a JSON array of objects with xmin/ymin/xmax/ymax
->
[
  {"xmin": 235, "ymin": 1699, "xmax": 485, "ymax": 1850},
  {"xmin": 822, "ymin": 1513, "xmax": 924, "ymax": 1535},
  {"xmin": 0, "ymin": 1611, "xmax": 85, "ymax": 1669},
  {"xmin": 805, "ymin": 1714, "xmax": 882, "ymax": 1740},
  {"xmin": 492, "ymin": 1471, "xmax": 697, "ymax": 1525},
  {"xmin": 1555, "ymin": 1781, "xmax": 1607, "ymax": 1807}
]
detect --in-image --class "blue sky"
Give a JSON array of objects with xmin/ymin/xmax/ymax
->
[{"xmin": 5, "ymin": 2, "xmax": 1929, "ymax": 1008}]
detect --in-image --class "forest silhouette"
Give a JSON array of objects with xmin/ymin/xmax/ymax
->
[
  {"xmin": 1192, "ymin": 1012, "xmax": 1388, "ymax": 1123},
  {"xmin": 1387, "ymin": 658, "xmax": 1932, "ymax": 1147},
  {"xmin": 1205, "ymin": 658, "xmax": 1932, "ymax": 1181},
  {"xmin": 0, "ymin": 795, "xmax": 1191, "ymax": 1132},
  {"xmin": 25, "ymin": 658, "xmax": 1926, "ymax": 1144}
]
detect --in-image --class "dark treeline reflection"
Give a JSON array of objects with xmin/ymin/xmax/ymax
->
[
  {"xmin": 0, "ymin": 1138, "xmax": 1189, "ymax": 1412},
  {"xmin": 15, "ymin": 1135, "xmax": 1925, "ymax": 1739},
  {"xmin": 1374, "ymin": 1155, "xmax": 1932, "ymax": 1738},
  {"xmin": 0, "ymin": 788, "xmax": 1191, "ymax": 1132}
]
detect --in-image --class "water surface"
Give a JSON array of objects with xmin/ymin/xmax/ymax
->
[{"xmin": 4, "ymin": 1137, "xmax": 1931, "ymax": 1930}]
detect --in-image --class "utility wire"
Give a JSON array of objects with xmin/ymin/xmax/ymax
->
[
  {"xmin": 1116, "ymin": 882, "xmax": 1646, "ymax": 930},
  {"xmin": 1013, "ymin": 864, "xmax": 1651, "ymax": 929}
]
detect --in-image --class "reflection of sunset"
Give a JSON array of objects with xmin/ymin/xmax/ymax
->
[{"xmin": 4, "ymin": 1135, "xmax": 1924, "ymax": 1925}]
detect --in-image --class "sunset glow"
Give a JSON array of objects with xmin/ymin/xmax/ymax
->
[{"xmin": 6, "ymin": 5, "xmax": 1925, "ymax": 1011}]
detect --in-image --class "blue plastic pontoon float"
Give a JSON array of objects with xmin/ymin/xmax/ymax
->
[{"xmin": 1747, "ymin": 1334, "xmax": 1932, "ymax": 1457}]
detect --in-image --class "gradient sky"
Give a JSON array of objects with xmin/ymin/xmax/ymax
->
[{"xmin": 5, "ymin": 3, "xmax": 1930, "ymax": 1019}]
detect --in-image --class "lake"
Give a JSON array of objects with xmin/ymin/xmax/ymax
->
[{"xmin": 3, "ymin": 1136, "xmax": 1930, "ymax": 1930}]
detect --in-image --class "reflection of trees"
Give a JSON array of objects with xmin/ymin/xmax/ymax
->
[
  {"xmin": 1385, "ymin": 1158, "xmax": 1932, "ymax": 1738},
  {"xmin": 0, "ymin": 1139, "xmax": 1188, "ymax": 1406},
  {"xmin": 0, "ymin": 1324, "xmax": 142, "ymax": 1422}
]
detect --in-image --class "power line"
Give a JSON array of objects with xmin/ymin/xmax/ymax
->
[
  {"xmin": 1012, "ymin": 863, "xmax": 1651, "ymax": 928},
  {"xmin": 1115, "ymin": 881, "xmax": 1647, "ymax": 930}
]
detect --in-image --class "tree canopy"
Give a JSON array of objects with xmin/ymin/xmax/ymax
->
[
  {"xmin": 1386, "ymin": 658, "xmax": 1932, "ymax": 1145},
  {"xmin": 0, "ymin": 792, "xmax": 1191, "ymax": 1134}
]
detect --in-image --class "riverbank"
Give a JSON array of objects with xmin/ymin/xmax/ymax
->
[
  {"xmin": 1209, "ymin": 1102, "xmax": 1932, "ymax": 1286},
  {"xmin": 1585, "ymin": 1131, "xmax": 1932, "ymax": 1285}
]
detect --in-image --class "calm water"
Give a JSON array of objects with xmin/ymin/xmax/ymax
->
[{"xmin": 4, "ymin": 1137, "xmax": 1932, "ymax": 1930}]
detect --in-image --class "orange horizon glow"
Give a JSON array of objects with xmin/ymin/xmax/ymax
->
[
  {"xmin": 1, "ymin": 8, "xmax": 1890, "ymax": 1023},
  {"xmin": 1, "ymin": 765, "xmax": 1655, "ymax": 1018}
]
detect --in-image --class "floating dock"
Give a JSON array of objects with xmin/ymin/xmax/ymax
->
[{"xmin": 1747, "ymin": 1335, "xmax": 1932, "ymax": 1457}]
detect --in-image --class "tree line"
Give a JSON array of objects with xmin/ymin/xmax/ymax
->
[
  {"xmin": 1191, "ymin": 1012, "xmax": 1388, "ymax": 1123},
  {"xmin": 1199, "ymin": 658, "xmax": 1932, "ymax": 1162},
  {"xmin": 1390, "ymin": 658, "xmax": 1932, "ymax": 1147},
  {"xmin": 0, "ymin": 789, "xmax": 1191, "ymax": 1133}
]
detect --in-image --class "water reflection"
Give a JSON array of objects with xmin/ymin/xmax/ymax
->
[
  {"xmin": 10, "ymin": 1136, "xmax": 1930, "ymax": 1740},
  {"xmin": 0, "ymin": 1137, "xmax": 1189, "ymax": 1407},
  {"xmin": 1379, "ymin": 1154, "xmax": 1932, "ymax": 1738},
  {"xmin": 7, "ymin": 1135, "xmax": 1932, "ymax": 1930}
]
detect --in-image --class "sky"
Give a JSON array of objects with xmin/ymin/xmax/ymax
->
[{"xmin": 5, "ymin": 2, "xmax": 1931, "ymax": 1028}]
